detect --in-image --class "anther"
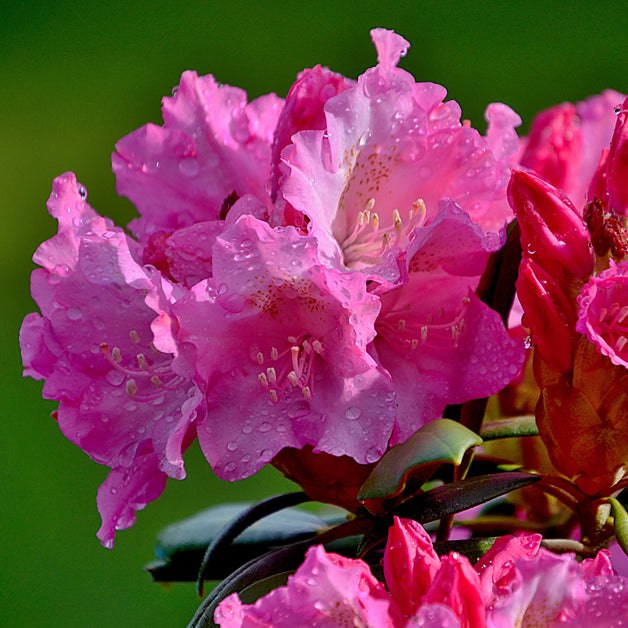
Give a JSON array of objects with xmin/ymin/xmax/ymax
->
[
  {"xmin": 287, "ymin": 371, "xmax": 299, "ymax": 386},
  {"xmin": 256, "ymin": 352, "xmax": 264, "ymax": 365},
  {"xmin": 312, "ymin": 339, "xmax": 323, "ymax": 354},
  {"xmin": 126, "ymin": 379, "xmax": 138, "ymax": 396},
  {"xmin": 151, "ymin": 375, "xmax": 164, "ymax": 389},
  {"xmin": 112, "ymin": 347, "xmax": 122, "ymax": 363},
  {"xmin": 266, "ymin": 367, "xmax": 277, "ymax": 385},
  {"xmin": 302, "ymin": 386, "xmax": 312, "ymax": 400},
  {"xmin": 258, "ymin": 373, "xmax": 269, "ymax": 387},
  {"xmin": 366, "ymin": 198, "xmax": 375, "ymax": 211},
  {"xmin": 130, "ymin": 330, "xmax": 141, "ymax": 344},
  {"xmin": 393, "ymin": 209, "xmax": 402, "ymax": 232},
  {"xmin": 269, "ymin": 389, "xmax": 279, "ymax": 404},
  {"xmin": 270, "ymin": 347, "xmax": 279, "ymax": 361},
  {"xmin": 371, "ymin": 213, "xmax": 380, "ymax": 230}
]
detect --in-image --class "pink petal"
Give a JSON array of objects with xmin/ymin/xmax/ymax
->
[{"xmin": 113, "ymin": 71, "xmax": 283, "ymax": 240}]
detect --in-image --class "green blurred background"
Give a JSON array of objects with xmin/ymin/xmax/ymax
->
[{"xmin": 2, "ymin": 1, "xmax": 627, "ymax": 625}]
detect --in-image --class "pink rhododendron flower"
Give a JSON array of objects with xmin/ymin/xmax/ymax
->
[
  {"xmin": 476, "ymin": 534, "xmax": 628, "ymax": 627},
  {"xmin": 113, "ymin": 71, "xmax": 284, "ymax": 241},
  {"xmin": 277, "ymin": 29, "xmax": 525, "ymax": 441},
  {"xmin": 19, "ymin": 173, "xmax": 203, "ymax": 547},
  {"xmin": 215, "ymin": 545, "xmax": 398, "ymax": 628},
  {"xmin": 170, "ymin": 214, "xmax": 396, "ymax": 479},
  {"xmin": 280, "ymin": 29, "xmax": 521, "ymax": 287},
  {"xmin": 577, "ymin": 260, "xmax": 628, "ymax": 367},
  {"xmin": 215, "ymin": 517, "xmax": 628, "ymax": 627}
]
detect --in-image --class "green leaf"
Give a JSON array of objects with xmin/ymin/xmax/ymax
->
[
  {"xmin": 480, "ymin": 415, "xmax": 539, "ymax": 440},
  {"xmin": 433, "ymin": 536, "xmax": 499, "ymax": 564},
  {"xmin": 610, "ymin": 497, "xmax": 628, "ymax": 557},
  {"xmin": 394, "ymin": 471, "xmax": 541, "ymax": 523},
  {"xmin": 148, "ymin": 500, "xmax": 343, "ymax": 583},
  {"xmin": 358, "ymin": 419, "xmax": 482, "ymax": 507}
]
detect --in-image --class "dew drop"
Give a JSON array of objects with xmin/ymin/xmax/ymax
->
[
  {"xmin": 179, "ymin": 157, "xmax": 200, "ymax": 177},
  {"xmin": 227, "ymin": 441, "xmax": 238, "ymax": 451},
  {"xmin": 345, "ymin": 407, "xmax": 362, "ymax": 420},
  {"xmin": 67, "ymin": 307, "xmax": 83, "ymax": 320}
]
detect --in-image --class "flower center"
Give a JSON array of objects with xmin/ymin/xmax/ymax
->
[
  {"xmin": 340, "ymin": 197, "xmax": 426, "ymax": 269},
  {"xmin": 252, "ymin": 335, "xmax": 324, "ymax": 404},
  {"xmin": 376, "ymin": 297, "xmax": 469, "ymax": 355},
  {"xmin": 100, "ymin": 329, "xmax": 185, "ymax": 402},
  {"xmin": 597, "ymin": 300, "xmax": 628, "ymax": 355}
]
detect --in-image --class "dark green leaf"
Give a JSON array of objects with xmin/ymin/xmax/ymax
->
[
  {"xmin": 148, "ymin": 500, "xmax": 345, "ymax": 583},
  {"xmin": 358, "ymin": 419, "xmax": 482, "ymax": 507},
  {"xmin": 433, "ymin": 536, "xmax": 499, "ymax": 564},
  {"xmin": 394, "ymin": 471, "xmax": 541, "ymax": 523}
]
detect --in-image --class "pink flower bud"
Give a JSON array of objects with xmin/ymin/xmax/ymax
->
[
  {"xmin": 516, "ymin": 258, "xmax": 577, "ymax": 374},
  {"xmin": 520, "ymin": 102, "xmax": 583, "ymax": 194},
  {"xmin": 509, "ymin": 169, "xmax": 594, "ymax": 280}
]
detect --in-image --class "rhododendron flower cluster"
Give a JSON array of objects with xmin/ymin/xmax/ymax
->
[
  {"xmin": 20, "ymin": 23, "xmax": 628, "ymax": 628},
  {"xmin": 20, "ymin": 28, "xmax": 524, "ymax": 545},
  {"xmin": 215, "ymin": 517, "xmax": 628, "ymax": 627}
]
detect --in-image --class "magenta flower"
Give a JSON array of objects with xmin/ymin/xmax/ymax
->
[
  {"xmin": 215, "ymin": 517, "xmax": 628, "ymax": 627},
  {"xmin": 19, "ymin": 173, "xmax": 203, "ymax": 547},
  {"xmin": 280, "ymin": 28, "xmax": 521, "ymax": 289},
  {"xmin": 113, "ymin": 70, "xmax": 284, "ymax": 242},
  {"xmin": 577, "ymin": 260, "xmax": 628, "ymax": 368},
  {"xmin": 476, "ymin": 534, "xmax": 628, "ymax": 627},
  {"xmin": 169, "ymin": 214, "xmax": 396, "ymax": 479}
]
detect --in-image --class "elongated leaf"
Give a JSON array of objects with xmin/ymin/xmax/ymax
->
[
  {"xmin": 358, "ymin": 419, "xmax": 482, "ymax": 509},
  {"xmin": 394, "ymin": 471, "xmax": 541, "ymax": 523},
  {"xmin": 480, "ymin": 415, "xmax": 539, "ymax": 440},
  {"xmin": 610, "ymin": 497, "xmax": 628, "ymax": 557},
  {"xmin": 148, "ymin": 500, "xmax": 342, "ymax": 583}
]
